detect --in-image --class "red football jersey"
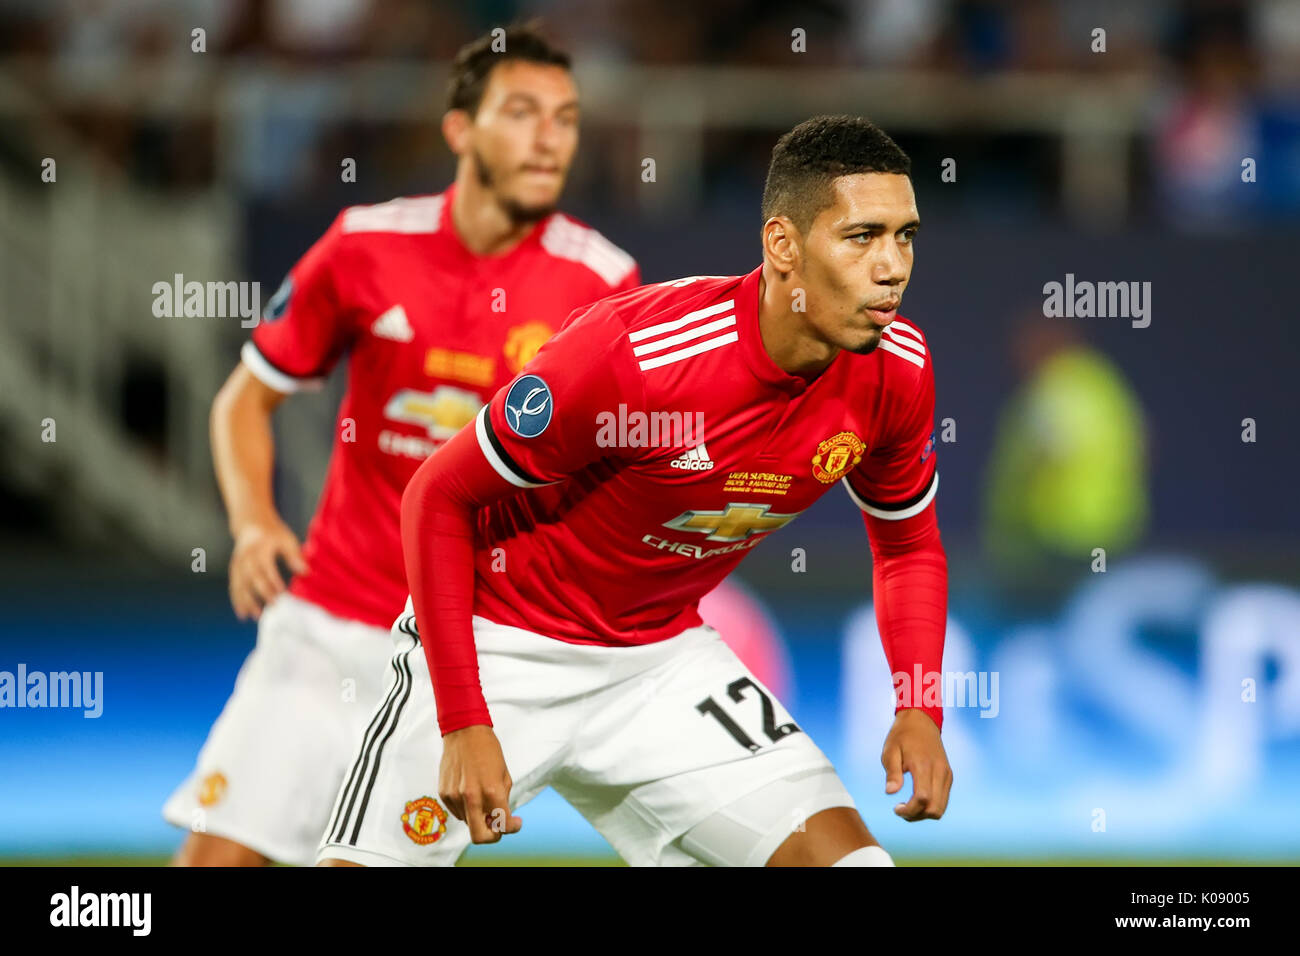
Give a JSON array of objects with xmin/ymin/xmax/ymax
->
[
  {"xmin": 468, "ymin": 266, "xmax": 938, "ymax": 645},
  {"xmin": 241, "ymin": 186, "xmax": 639, "ymax": 627}
]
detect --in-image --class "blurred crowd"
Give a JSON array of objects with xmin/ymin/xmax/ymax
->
[
  {"xmin": 3, "ymin": 0, "xmax": 1298, "ymax": 74},
  {"xmin": 2, "ymin": 0, "xmax": 1299, "ymax": 225}
]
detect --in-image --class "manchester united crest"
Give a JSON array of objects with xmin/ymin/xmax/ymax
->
[
  {"xmin": 401, "ymin": 796, "xmax": 448, "ymax": 846},
  {"xmin": 503, "ymin": 321, "xmax": 554, "ymax": 373},
  {"xmin": 198, "ymin": 771, "xmax": 227, "ymax": 807},
  {"xmin": 811, "ymin": 431, "xmax": 865, "ymax": 483}
]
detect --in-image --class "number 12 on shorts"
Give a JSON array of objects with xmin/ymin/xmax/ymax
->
[{"xmin": 697, "ymin": 677, "xmax": 802, "ymax": 753}]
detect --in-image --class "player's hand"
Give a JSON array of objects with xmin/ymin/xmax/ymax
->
[
  {"xmin": 439, "ymin": 724, "xmax": 522, "ymax": 844},
  {"xmin": 227, "ymin": 517, "xmax": 308, "ymax": 621},
  {"xmin": 881, "ymin": 708, "xmax": 952, "ymax": 821}
]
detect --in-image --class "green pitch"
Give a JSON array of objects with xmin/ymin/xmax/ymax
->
[
  {"xmin": 3, "ymin": 854, "xmax": 1295, "ymax": 867},
  {"xmin": 0, "ymin": 853, "xmax": 622, "ymax": 867}
]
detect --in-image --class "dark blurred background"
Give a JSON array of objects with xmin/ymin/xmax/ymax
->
[{"xmin": 1, "ymin": 0, "xmax": 1297, "ymax": 862}]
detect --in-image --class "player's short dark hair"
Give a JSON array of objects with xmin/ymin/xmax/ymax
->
[
  {"xmin": 446, "ymin": 23, "xmax": 572, "ymax": 116},
  {"xmin": 761, "ymin": 116, "xmax": 912, "ymax": 233}
]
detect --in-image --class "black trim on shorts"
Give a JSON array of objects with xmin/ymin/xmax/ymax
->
[
  {"xmin": 348, "ymin": 648, "xmax": 414, "ymax": 844},
  {"xmin": 327, "ymin": 637, "xmax": 417, "ymax": 845}
]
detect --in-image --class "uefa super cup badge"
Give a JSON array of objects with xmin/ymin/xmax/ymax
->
[
  {"xmin": 503, "ymin": 374, "xmax": 553, "ymax": 438},
  {"xmin": 401, "ymin": 796, "xmax": 448, "ymax": 845},
  {"xmin": 811, "ymin": 431, "xmax": 865, "ymax": 483}
]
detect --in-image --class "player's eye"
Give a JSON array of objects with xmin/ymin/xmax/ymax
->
[{"xmin": 899, "ymin": 228, "xmax": 919, "ymax": 244}]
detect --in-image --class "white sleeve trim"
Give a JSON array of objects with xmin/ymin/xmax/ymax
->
[
  {"xmin": 240, "ymin": 341, "xmax": 325, "ymax": 394},
  {"xmin": 843, "ymin": 470, "xmax": 938, "ymax": 520},
  {"xmin": 474, "ymin": 407, "xmax": 552, "ymax": 489}
]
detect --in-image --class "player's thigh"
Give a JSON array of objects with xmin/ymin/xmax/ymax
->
[
  {"xmin": 173, "ymin": 831, "xmax": 271, "ymax": 867},
  {"xmin": 677, "ymin": 770, "xmax": 870, "ymax": 867},
  {"xmin": 316, "ymin": 611, "xmax": 571, "ymax": 866},
  {"xmin": 163, "ymin": 594, "xmax": 392, "ymax": 865},
  {"xmin": 554, "ymin": 625, "xmax": 852, "ymax": 866}
]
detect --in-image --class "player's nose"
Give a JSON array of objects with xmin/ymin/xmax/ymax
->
[
  {"xmin": 534, "ymin": 118, "xmax": 564, "ymax": 153},
  {"xmin": 873, "ymin": 243, "xmax": 909, "ymax": 285}
]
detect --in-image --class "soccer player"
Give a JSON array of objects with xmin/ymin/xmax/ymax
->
[
  {"xmin": 318, "ymin": 115, "xmax": 952, "ymax": 868},
  {"xmin": 162, "ymin": 26, "xmax": 640, "ymax": 866}
]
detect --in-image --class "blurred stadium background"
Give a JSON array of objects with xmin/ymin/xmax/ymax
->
[{"xmin": 1, "ymin": 0, "xmax": 1298, "ymax": 865}]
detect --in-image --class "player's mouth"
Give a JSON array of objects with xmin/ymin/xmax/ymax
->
[
  {"xmin": 864, "ymin": 300, "xmax": 900, "ymax": 326},
  {"xmin": 520, "ymin": 164, "xmax": 562, "ymax": 178}
]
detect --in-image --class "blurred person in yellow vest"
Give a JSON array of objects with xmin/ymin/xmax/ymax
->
[{"xmin": 983, "ymin": 315, "xmax": 1149, "ymax": 605}]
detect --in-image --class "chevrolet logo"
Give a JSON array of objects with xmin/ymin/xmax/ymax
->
[
  {"xmin": 383, "ymin": 386, "xmax": 481, "ymax": 439},
  {"xmin": 663, "ymin": 503, "xmax": 800, "ymax": 543}
]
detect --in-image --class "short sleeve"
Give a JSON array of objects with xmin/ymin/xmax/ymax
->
[
  {"xmin": 475, "ymin": 299, "xmax": 644, "ymax": 487},
  {"xmin": 844, "ymin": 343, "xmax": 938, "ymax": 520},
  {"xmin": 243, "ymin": 213, "xmax": 353, "ymax": 393}
]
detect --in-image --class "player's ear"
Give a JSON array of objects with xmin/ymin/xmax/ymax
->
[
  {"xmin": 762, "ymin": 216, "xmax": 801, "ymax": 275},
  {"xmin": 442, "ymin": 109, "xmax": 472, "ymax": 156}
]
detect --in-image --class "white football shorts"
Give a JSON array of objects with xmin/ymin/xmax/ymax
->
[
  {"xmin": 317, "ymin": 599, "xmax": 856, "ymax": 866},
  {"xmin": 162, "ymin": 592, "xmax": 395, "ymax": 864}
]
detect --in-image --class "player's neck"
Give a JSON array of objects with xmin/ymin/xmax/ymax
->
[
  {"xmin": 757, "ymin": 266, "xmax": 840, "ymax": 380},
  {"xmin": 450, "ymin": 176, "xmax": 538, "ymax": 257}
]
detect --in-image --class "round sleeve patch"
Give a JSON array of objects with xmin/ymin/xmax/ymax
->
[
  {"xmin": 503, "ymin": 374, "xmax": 553, "ymax": 438},
  {"xmin": 263, "ymin": 275, "xmax": 293, "ymax": 322}
]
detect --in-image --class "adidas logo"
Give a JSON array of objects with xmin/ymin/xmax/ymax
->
[
  {"xmin": 371, "ymin": 304, "xmax": 414, "ymax": 342},
  {"xmin": 670, "ymin": 442, "xmax": 714, "ymax": 471}
]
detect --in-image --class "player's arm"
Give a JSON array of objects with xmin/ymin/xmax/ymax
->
[
  {"xmin": 211, "ymin": 366, "xmax": 305, "ymax": 620},
  {"xmin": 213, "ymin": 214, "xmax": 353, "ymax": 620},
  {"xmin": 399, "ymin": 427, "xmax": 517, "ymax": 844},
  {"xmin": 399, "ymin": 299, "xmax": 642, "ymax": 843},
  {"xmin": 843, "ymin": 339, "xmax": 951, "ymax": 821}
]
